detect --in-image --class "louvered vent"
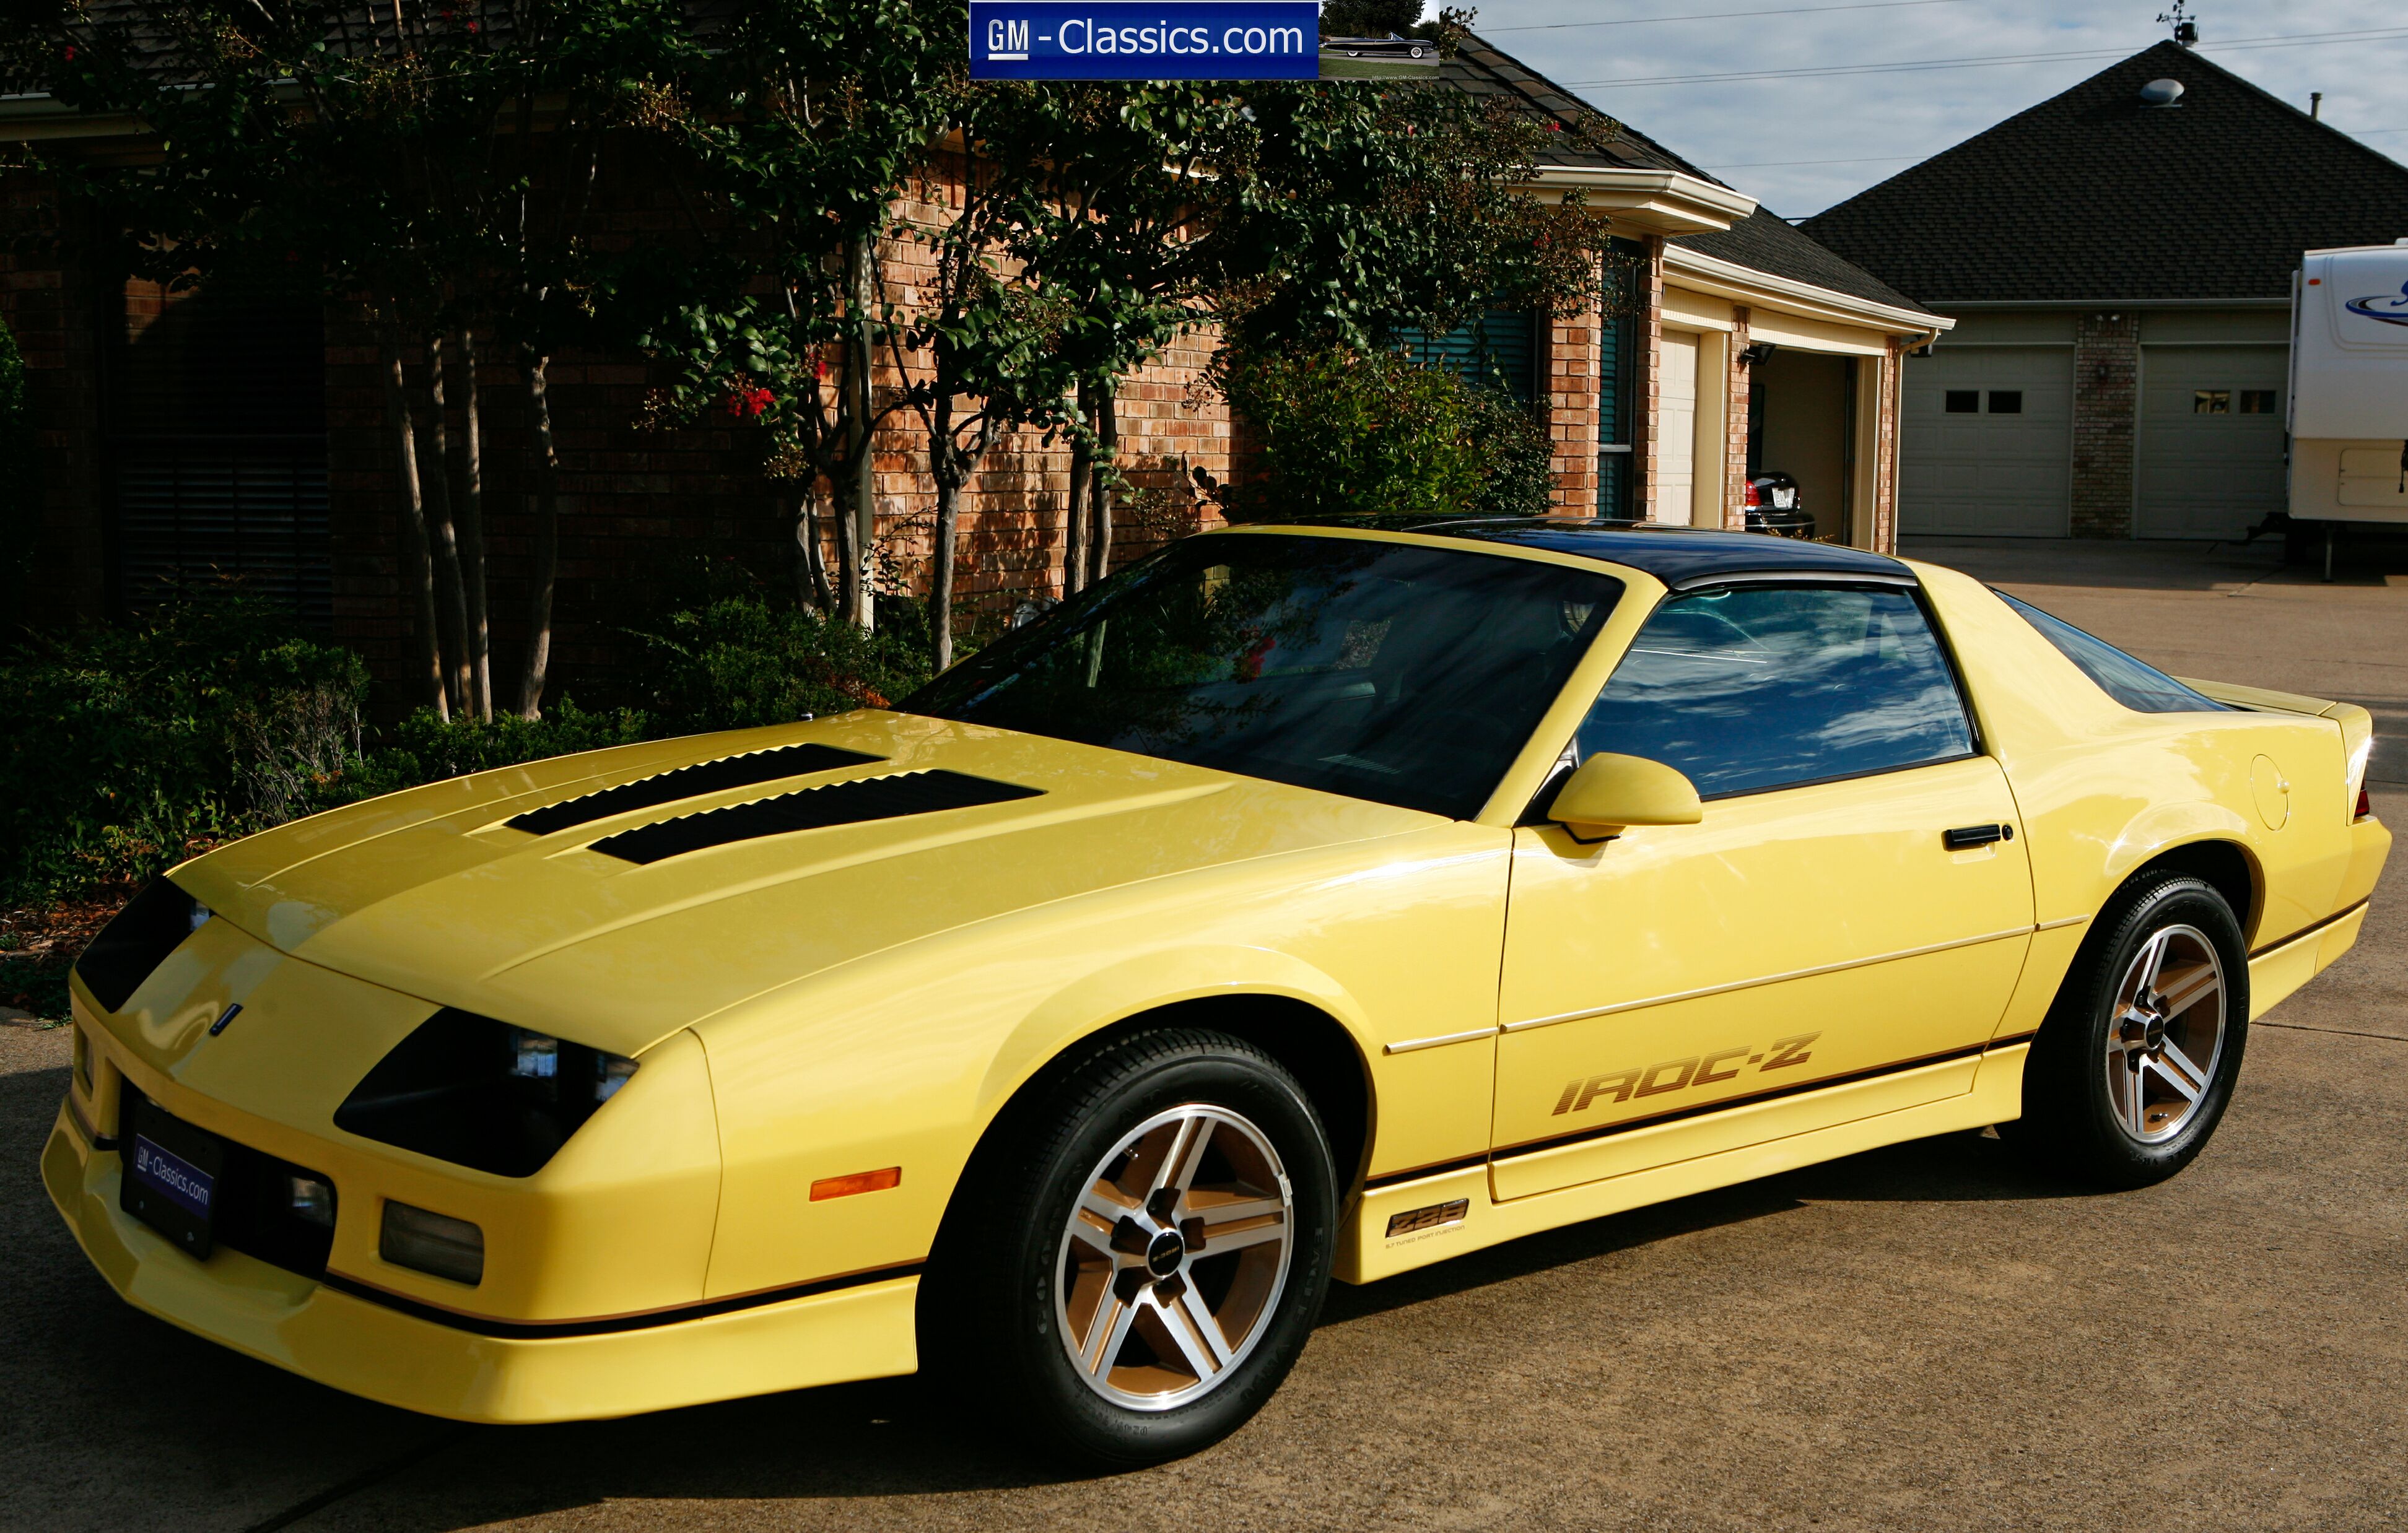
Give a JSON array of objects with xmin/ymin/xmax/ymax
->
[
  {"xmin": 507, "ymin": 742, "xmax": 884, "ymax": 836},
  {"xmin": 590, "ymin": 771, "xmax": 1044, "ymax": 865}
]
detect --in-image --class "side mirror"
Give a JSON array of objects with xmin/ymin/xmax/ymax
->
[{"xmin": 1548, "ymin": 753, "xmax": 1703, "ymax": 843}]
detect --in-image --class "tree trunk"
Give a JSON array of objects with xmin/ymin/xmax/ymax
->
[
  {"xmin": 1063, "ymin": 378, "xmax": 1093, "ymax": 597},
  {"xmin": 931, "ymin": 463, "xmax": 962, "ymax": 671},
  {"xmin": 517, "ymin": 347, "xmax": 561, "ymax": 719},
  {"xmin": 420, "ymin": 336, "xmax": 473, "ymax": 718},
  {"xmin": 788, "ymin": 486, "xmax": 834, "ymax": 616},
  {"xmin": 929, "ymin": 389, "xmax": 961, "ymax": 671},
  {"xmin": 380, "ymin": 333, "xmax": 447, "ymax": 720},
  {"xmin": 831, "ymin": 469, "xmax": 859, "ymax": 623},
  {"xmin": 450, "ymin": 327, "xmax": 492, "ymax": 720},
  {"xmin": 844, "ymin": 231, "xmax": 878, "ymax": 633},
  {"xmin": 1088, "ymin": 386, "xmax": 1118, "ymax": 588}
]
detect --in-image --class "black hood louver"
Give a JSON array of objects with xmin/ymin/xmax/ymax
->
[
  {"xmin": 590, "ymin": 771, "xmax": 1045, "ymax": 866},
  {"xmin": 507, "ymin": 742, "xmax": 883, "ymax": 837}
]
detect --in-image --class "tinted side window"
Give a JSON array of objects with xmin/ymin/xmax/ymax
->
[{"xmin": 1576, "ymin": 585, "xmax": 1976, "ymax": 798}]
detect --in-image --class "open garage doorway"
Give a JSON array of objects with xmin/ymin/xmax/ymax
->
[{"xmin": 1747, "ymin": 349, "xmax": 1855, "ymax": 544}]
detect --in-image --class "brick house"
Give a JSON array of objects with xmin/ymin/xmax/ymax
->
[
  {"xmin": 1, "ymin": 35, "xmax": 1942, "ymax": 706},
  {"xmin": 1804, "ymin": 40, "xmax": 2408, "ymax": 541}
]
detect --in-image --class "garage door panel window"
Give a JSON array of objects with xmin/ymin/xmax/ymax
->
[
  {"xmin": 1987, "ymin": 390, "xmax": 2022, "ymax": 414},
  {"xmin": 2138, "ymin": 344, "xmax": 2288, "ymax": 538},
  {"xmin": 1945, "ymin": 389, "xmax": 1979, "ymax": 413},
  {"xmin": 1576, "ymin": 586, "xmax": 1976, "ymax": 799}
]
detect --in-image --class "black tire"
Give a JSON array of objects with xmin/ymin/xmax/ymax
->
[
  {"xmin": 2005, "ymin": 872, "xmax": 2249, "ymax": 1188},
  {"xmin": 922, "ymin": 1028, "xmax": 1338, "ymax": 1467}
]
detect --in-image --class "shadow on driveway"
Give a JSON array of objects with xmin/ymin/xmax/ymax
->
[{"xmin": 2, "ymin": 1037, "xmax": 2103, "ymax": 1532}]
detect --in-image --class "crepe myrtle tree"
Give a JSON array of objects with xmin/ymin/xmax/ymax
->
[
  {"xmin": 888, "ymin": 122, "xmax": 1084, "ymax": 669},
  {"xmin": 985, "ymin": 82, "xmax": 1235, "ymax": 597},
  {"xmin": 637, "ymin": 0, "xmax": 962, "ymax": 634},
  {"xmin": 1189, "ymin": 74, "xmax": 1614, "ymax": 514},
  {"xmin": 4, "ymin": 0, "xmax": 696, "ymax": 720},
  {"xmin": 979, "ymin": 69, "xmax": 1610, "ymax": 582}
]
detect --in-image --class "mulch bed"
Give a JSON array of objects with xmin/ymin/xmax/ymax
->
[{"xmin": 0, "ymin": 895, "xmax": 124, "ymax": 1026}]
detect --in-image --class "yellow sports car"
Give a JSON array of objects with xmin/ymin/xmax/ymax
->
[{"xmin": 46, "ymin": 521, "xmax": 2387, "ymax": 1464}]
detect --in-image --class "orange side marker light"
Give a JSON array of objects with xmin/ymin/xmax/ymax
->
[{"xmin": 811, "ymin": 1166, "xmax": 902, "ymax": 1201}]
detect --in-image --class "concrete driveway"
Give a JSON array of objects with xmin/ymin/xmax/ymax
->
[{"xmin": 7, "ymin": 537, "xmax": 2406, "ymax": 1532}]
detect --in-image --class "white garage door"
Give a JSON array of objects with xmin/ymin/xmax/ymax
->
[
  {"xmin": 2136, "ymin": 345, "xmax": 2288, "ymax": 540},
  {"xmin": 1900, "ymin": 346, "xmax": 2072, "ymax": 536},
  {"xmin": 1656, "ymin": 330, "xmax": 1699, "ymax": 526}
]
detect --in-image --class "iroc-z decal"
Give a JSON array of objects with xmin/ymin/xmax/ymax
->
[{"xmin": 1552, "ymin": 1032, "xmax": 1821, "ymax": 1116}]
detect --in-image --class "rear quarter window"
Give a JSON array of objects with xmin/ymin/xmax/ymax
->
[{"xmin": 1996, "ymin": 591, "xmax": 2230, "ymax": 714}]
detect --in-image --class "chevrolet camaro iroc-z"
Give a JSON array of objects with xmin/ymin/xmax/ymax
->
[{"xmin": 47, "ymin": 521, "xmax": 2388, "ymax": 1462}]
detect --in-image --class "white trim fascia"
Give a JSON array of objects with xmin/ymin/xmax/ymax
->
[
  {"xmin": 1518, "ymin": 164, "xmax": 1757, "ymax": 236},
  {"xmin": 1664, "ymin": 243, "xmax": 1952, "ymax": 338},
  {"xmin": 0, "ymin": 92, "xmax": 147, "ymax": 142},
  {"xmin": 1934, "ymin": 297, "xmax": 2292, "ymax": 311}
]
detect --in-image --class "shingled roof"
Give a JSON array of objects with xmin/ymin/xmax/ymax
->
[
  {"xmin": 1800, "ymin": 40, "xmax": 2408, "ymax": 305},
  {"xmin": 1442, "ymin": 36, "xmax": 1935, "ymax": 318}
]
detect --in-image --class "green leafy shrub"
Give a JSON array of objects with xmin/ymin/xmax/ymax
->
[
  {"xmin": 1206, "ymin": 344, "xmax": 1555, "ymax": 521},
  {"xmin": 1, "ymin": 582, "xmax": 936, "ymax": 911},
  {"xmin": 628, "ymin": 593, "xmax": 935, "ymax": 734},
  {"xmin": 349, "ymin": 698, "xmax": 654, "ymax": 798},
  {"xmin": 0, "ymin": 599, "xmax": 372, "ymax": 905},
  {"xmin": 0, "ymin": 316, "xmax": 33, "ymax": 614}
]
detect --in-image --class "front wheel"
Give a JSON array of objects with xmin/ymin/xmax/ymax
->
[
  {"xmin": 2007, "ymin": 872, "xmax": 2249, "ymax": 1188},
  {"xmin": 925, "ymin": 1028, "xmax": 1337, "ymax": 1466}
]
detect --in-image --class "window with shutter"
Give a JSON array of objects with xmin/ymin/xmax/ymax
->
[
  {"xmin": 111, "ymin": 277, "xmax": 330, "ymax": 625},
  {"xmin": 1396, "ymin": 306, "xmax": 1538, "ymax": 402}
]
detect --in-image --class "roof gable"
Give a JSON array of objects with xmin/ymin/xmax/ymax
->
[
  {"xmin": 1801, "ymin": 40, "xmax": 2408, "ymax": 304},
  {"xmin": 1442, "ymin": 36, "xmax": 1934, "ymax": 318}
]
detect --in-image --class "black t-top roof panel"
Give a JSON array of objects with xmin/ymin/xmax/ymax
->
[{"xmin": 1244, "ymin": 517, "xmax": 1911, "ymax": 585}]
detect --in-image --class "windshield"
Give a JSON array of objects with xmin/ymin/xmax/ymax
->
[{"xmin": 906, "ymin": 533, "xmax": 1623, "ymax": 819}]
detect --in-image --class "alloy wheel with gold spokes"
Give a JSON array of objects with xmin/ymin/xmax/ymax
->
[
  {"xmin": 2007, "ymin": 871, "xmax": 2249, "ymax": 1189},
  {"xmin": 2102, "ymin": 923, "xmax": 2227, "ymax": 1145},
  {"xmin": 1055, "ymin": 1105, "xmax": 1294, "ymax": 1412}
]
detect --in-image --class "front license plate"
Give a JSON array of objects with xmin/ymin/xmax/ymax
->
[{"xmin": 119, "ymin": 1096, "xmax": 224, "ymax": 1259}]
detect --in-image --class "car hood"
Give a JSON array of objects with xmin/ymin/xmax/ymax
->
[{"xmin": 173, "ymin": 712, "xmax": 1434, "ymax": 1057}]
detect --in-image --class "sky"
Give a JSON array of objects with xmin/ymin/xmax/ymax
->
[{"xmin": 1441, "ymin": 1, "xmax": 2408, "ymax": 217}]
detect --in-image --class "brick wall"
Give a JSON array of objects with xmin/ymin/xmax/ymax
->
[
  {"xmin": 1721, "ymin": 306, "xmax": 1752, "ymax": 529},
  {"xmin": 1633, "ymin": 237, "xmax": 1666, "ymax": 521},
  {"xmin": 1546, "ymin": 293, "xmax": 1602, "ymax": 513},
  {"xmin": 2070, "ymin": 310, "xmax": 2138, "ymax": 539},
  {"xmin": 1872, "ymin": 341, "xmax": 1902, "ymax": 552},
  {"xmin": 1, "ymin": 167, "xmax": 108, "ymax": 628}
]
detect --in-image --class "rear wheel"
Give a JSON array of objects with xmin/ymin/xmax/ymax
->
[
  {"xmin": 2007, "ymin": 872, "xmax": 2248, "ymax": 1188},
  {"xmin": 925, "ymin": 1028, "xmax": 1337, "ymax": 1466}
]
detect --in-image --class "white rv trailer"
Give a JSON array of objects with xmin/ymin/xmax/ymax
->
[{"xmin": 2290, "ymin": 240, "xmax": 2408, "ymax": 572}]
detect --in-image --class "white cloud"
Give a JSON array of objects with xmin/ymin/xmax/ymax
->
[{"xmin": 1459, "ymin": 0, "xmax": 2408, "ymax": 215}]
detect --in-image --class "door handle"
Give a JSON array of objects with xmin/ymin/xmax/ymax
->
[{"xmin": 1944, "ymin": 823, "xmax": 2012, "ymax": 850}]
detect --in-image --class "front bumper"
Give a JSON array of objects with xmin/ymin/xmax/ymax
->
[{"xmin": 43, "ymin": 1101, "xmax": 918, "ymax": 1423}]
